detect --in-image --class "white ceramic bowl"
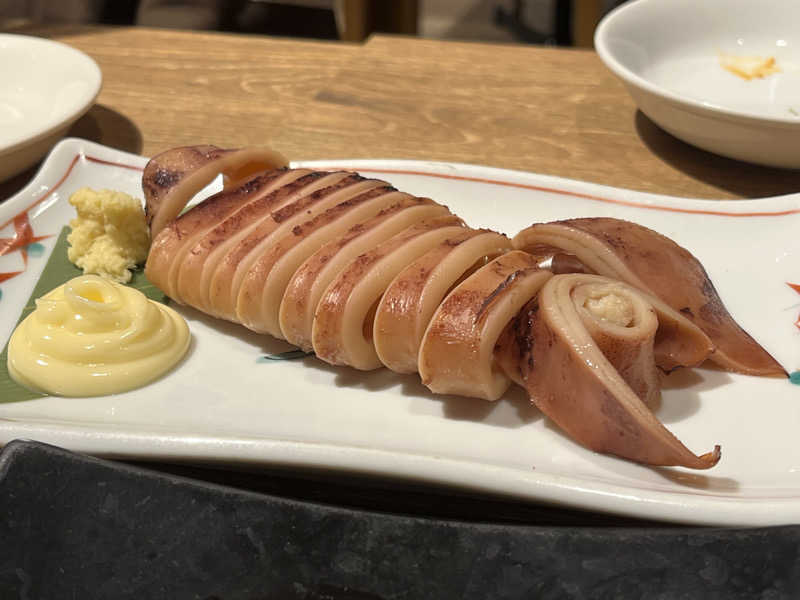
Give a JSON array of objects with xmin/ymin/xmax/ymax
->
[
  {"xmin": 595, "ymin": 0, "xmax": 800, "ymax": 169},
  {"xmin": 0, "ymin": 34, "xmax": 102, "ymax": 182}
]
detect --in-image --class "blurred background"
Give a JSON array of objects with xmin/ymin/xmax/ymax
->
[{"xmin": 0, "ymin": 0, "xmax": 625, "ymax": 47}]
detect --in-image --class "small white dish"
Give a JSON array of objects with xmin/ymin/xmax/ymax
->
[
  {"xmin": 595, "ymin": 0, "xmax": 800, "ymax": 169},
  {"xmin": 0, "ymin": 34, "xmax": 102, "ymax": 182}
]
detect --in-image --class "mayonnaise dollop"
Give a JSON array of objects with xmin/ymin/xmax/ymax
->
[{"xmin": 7, "ymin": 275, "xmax": 190, "ymax": 397}]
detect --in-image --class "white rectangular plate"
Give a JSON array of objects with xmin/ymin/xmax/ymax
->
[{"xmin": 2, "ymin": 138, "xmax": 799, "ymax": 526}]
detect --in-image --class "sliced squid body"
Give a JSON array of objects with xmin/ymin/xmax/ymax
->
[
  {"xmin": 312, "ymin": 216, "xmax": 466, "ymax": 370},
  {"xmin": 180, "ymin": 170, "xmax": 364, "ymax": 319},
  {"xmin": 143, "ymin": 145, "xmax": 289, "ymax": 237},
  {"xmin": 211, "ymin": 174, "xmax": 392, "ymax": 333},
  {"xmin": 279, "ymin": 199, "xmax": 451, "ymax": 351},
  {"xmin": 236, "ymin": 187, "xmax": 417, "ymax": 337},
  {"xmin": 419, "ymin": 251, "xmax": 553, "ymax": 401},
  {"xmin": 146, "ymin": 168, "xmax": 308, "ymax": 306},
  {"xmin": 512, "ymin": 218, "xmax": 785, "ymax": 377},
  {"xmin": 503, "ymin": 273, "xmax": 720, "ymax": 469},
  {"xmin": 374, "ymin": 229, "xmax": 513, "ymax": 374},
  {"xmin": 148, "ymin": 168, "xmax": 357, "ymax": 320}
]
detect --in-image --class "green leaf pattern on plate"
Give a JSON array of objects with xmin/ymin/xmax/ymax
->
[{"xmin": 257, "ymin": 349, "xmax": 313, "ymax": 362}]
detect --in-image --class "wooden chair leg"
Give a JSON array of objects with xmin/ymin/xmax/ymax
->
[
  {"xmin": 335, "ymin": 0, "xmax": 417, "ymax": 42},
  {"xmin": 571, "ymin": 0, "xmax": 603, "ymax": 47}
]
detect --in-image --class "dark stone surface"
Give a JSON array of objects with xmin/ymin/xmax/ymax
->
[{"xmin": 1, "ymin": 439, "xmax": 799, "ymax": 599}]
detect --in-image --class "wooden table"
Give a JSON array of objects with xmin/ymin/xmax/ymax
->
[
  {"xmin": 2, "ymin": 25, "xmax": 799, "ymax": 529},
  {"xmin": 3, "ymin": 24, "xmax": 800, "ymax": 202}
]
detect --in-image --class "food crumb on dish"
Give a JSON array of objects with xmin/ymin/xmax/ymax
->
[
  {"xmin": 67, "ymin": 187, "xmax": 150, "ymax": 283},
  {"xmin": 718, "ymin": 53, "xmax": 781, "ymax": 80}
]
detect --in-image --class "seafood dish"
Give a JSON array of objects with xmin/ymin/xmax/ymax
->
[{"xmin": 142, "ymin": 145, "xmax": 786, "ymax": 470}]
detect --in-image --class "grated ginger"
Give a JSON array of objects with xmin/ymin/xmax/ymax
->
[{"xmin": 67, "ymin": 187, "xmax": 150, "ymax": 283}]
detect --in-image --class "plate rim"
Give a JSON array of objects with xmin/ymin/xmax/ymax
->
[{"xmin": 3, "ymin": 420, "xmax": 800, "ymax": 528}]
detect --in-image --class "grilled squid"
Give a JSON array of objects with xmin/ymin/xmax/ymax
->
[
  {"xmin": 140, "ymin": 145, "xmax": 784, "ymax": 470},
  {"xmin": 280, "ymin": 198, "xmax": 450, "ymax": 351},
  {"xmin": 495, "ymin": 274, "xmax": 720, "ymax": 469},
  {"xmin": 418, "ymin": 251, "xmax": 552, "ymax": 401},
  {"xmin": 312, "ymin": 215, "xmax": 466, "ymax": 370},
  {"xmin": 513, "ymin": 218, "xmax": 785, "ymax": 377},
  {"xmin": 374, "ymin": 229, "xmax": 512, "ymax": 374},
  {"xmin": 143, "ymin": 145, "xmax": 289, "ymax": 238}
]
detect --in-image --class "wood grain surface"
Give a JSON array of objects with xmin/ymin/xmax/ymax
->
[{"xmin": 4, "ymin": 25, "xmax": 800, "ymax": 202}]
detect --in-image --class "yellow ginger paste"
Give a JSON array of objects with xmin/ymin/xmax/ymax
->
[{"xmin": 67, "ymin": 187, "xmax": 150, "ymax": 283}]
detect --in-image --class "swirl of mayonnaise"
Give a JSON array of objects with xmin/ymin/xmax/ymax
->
[{"xmin": 7, "ymin": 274, "xmax": 190, "ymax": 396}]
